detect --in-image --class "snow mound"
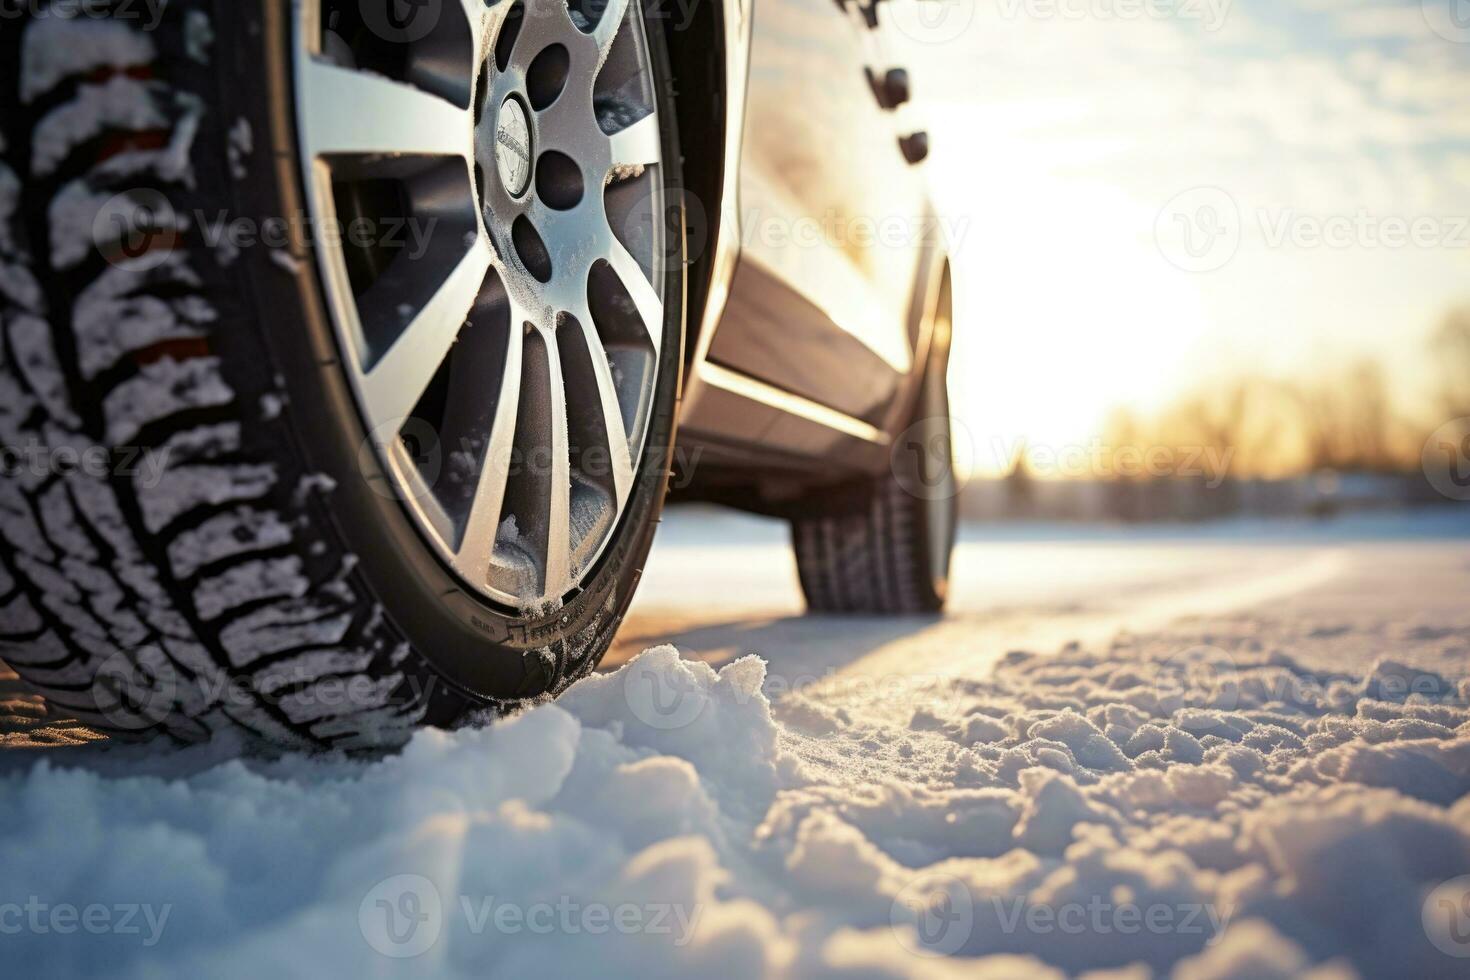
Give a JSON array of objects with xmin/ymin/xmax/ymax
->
[{"xmin": 4, "ymin": 623, "xmax": 1470, "ymax": 978}]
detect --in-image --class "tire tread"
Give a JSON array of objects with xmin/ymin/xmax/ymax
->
[{"xmin": 0, "ymin": 2, "xmax": 434, "ymax": 747}]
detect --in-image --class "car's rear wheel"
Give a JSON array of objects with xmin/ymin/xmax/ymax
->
[
  {"xmin": 0, "ymin": 0, "xmax": 684, "ymax": 747},
  {"xmin": 790, "ymin": 271, "xmax": 956, "ymax": 615}
]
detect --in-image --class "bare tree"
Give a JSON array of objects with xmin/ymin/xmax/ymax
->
[
  {"xmin": 1432, "ymin": 306, "xmax": 1470, "ymax": 418},
  {"xmin": 1086, "ymin": 315, "xmax": 1469, "ymax": 488},
  {"xmin": 1291, "ymin": 361, "xmax": 1416, "ymax": 474}
]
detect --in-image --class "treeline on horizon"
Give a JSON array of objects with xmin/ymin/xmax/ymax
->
[{"xmin": 1072, "ymin": 305, "xmax": 1470, "ymax": 484}]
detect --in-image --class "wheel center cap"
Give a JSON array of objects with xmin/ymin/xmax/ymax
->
[{"xmin": 495, "ymin": 97, "xmax": 532, "ymax": 197}]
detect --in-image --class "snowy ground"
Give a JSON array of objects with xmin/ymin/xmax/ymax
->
[{"xmin": 4, "ymin": 508, "xmax": 1470, "ymax": 978}]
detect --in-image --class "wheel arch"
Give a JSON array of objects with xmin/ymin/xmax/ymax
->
[
  {"xmin": 930, "ymin": 256, "xmax": 954, "ymax": 369},
  {"xmin": 656, "ymin": 0, "xmax": 738, "ymax": 379},
  {"xmin": 880, "ymin": 235, "xmax": 954, "ymax": 450}
]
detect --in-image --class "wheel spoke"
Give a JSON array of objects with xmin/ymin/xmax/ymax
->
[
  {"xmin": 360, "ymin": 239, "xmax": 492, "ymax": 428},
  {"xmin": 607, "ymin": 113, "xmax": 661, "ymax": 170},
  {"xmin": 464, "ymin": 0, "xmax": 525, "ymax": 56},
  {"xmin": 573, "ymin": 308, "xmax": 635, "ymax": 505},
  {"xmin": 605, "ymin": 239, "xmax": 664, "ymax": 357},
  {"xmin": 455, "ymin": 309, "xmax": 526, "ymax": 582},
  {"xmin": 459, "ymin": 0, "xmax": 491, "ymax": 49},
  {"xmin": 541, "ymin": 331, "xmax": 573, "ymax": 598},
  {"xmin": 301, "ymin": 59, "xmax": 471, "ymax": 158},
  {"xmin": 591, "ymin": 0, "xmax": 631, "ymax": 58}
]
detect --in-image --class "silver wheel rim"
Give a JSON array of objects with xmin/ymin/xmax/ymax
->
[{"xmin": 294, "ymin": 0, "xmax": 668, "ymax": 609}]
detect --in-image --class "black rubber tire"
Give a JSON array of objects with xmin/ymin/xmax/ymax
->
[
  {"xmin": 0, "ymin": 1, "xmax": 685, "ymax": 748},
  {"xmin": 790, "ymin": 314, "xmax": 955, "ymax": 616}
]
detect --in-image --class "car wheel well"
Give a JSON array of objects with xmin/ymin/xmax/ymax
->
[{"xmin": 658, "ymin": 1, "xmax": 726, "ymax": 376}]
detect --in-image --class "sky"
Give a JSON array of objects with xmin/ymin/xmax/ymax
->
[{"xmin": 889, "ymin": 0, "xmax": 1470, "ymax": 471}]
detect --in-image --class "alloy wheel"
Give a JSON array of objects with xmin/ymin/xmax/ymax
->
[{"xmin": 294, "ymin": 0, "xmax": 669, "ymax": 609}]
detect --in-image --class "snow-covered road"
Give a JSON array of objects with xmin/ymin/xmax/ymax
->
[{"xmin": 5, "ymin": 508, "xmax": 1470, "ymax": 978}]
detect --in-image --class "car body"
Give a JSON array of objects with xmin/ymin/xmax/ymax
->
[{"xmin": 660, "ymin": 0, "xmax": 951, "ymax": 509}]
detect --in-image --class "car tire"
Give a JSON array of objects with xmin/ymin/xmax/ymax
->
[
  {"xmin": 0, "ymin": 0, "xmax": 685, "ymax": 748},
  {"xmin": 790, "ymin": 281, "xmax": 955, "ymax": 615}
]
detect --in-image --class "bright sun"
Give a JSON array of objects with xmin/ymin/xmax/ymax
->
[{"xmin": 941, "ymin": 172, "xmax": 1213, "ymax": 477}]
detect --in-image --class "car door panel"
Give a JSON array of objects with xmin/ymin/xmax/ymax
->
[
  {"xmin": 708, "ymin": 255, "xmax": 902, "ymax": 425},
  {"xmin": 713, "ymin": 0, "xmax": 925, "ymax": 417}
]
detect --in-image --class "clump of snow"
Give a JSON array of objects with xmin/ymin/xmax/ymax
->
[
  {"xmin": 269, "ymin": 248, "xmax": 303, "ymax": 275},
  {"xmin": 72, "ymin": 257, "xmax": 213, "ymax": 377},
  {"xmin": 3, "ymin": 609, "xmax": 1470, "ymax": 977},
  {"xmin": 30, "ymin": 76, "xmax": 167, "ymax": 178},
  {"xmin": 20, "ymin": 16, "xmax": 155, "ymax": 104},
  {"xmin": 102, "ymin": 355, "xmax": 232, "ymax": 445},
  {"xmin": 184, "ymin": 11, "xmax": 215, "ymax": 66},
  {"xmin": 560, "ymin": 647, "xmax": 782, "ymax": 819},
  {"xmin": 496, "ymin": 514, "xmax": 521, "ymax": 546},
  {"xmin": 1171, "ymin": 919, "xmax": 1339, "ymax": 980},
  {"xmin": 292, "ymin": 473, "xmax": 338, "ymax": 507},
  {"xmin": 606, "ymin": 163, "xmax": 646, "ymax": 185},
  {"xmin": 227, "ymin": 118, "xmax": 253, "ymax": 181}
]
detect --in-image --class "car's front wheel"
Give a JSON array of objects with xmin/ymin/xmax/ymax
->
[{"xmin": 0, "ymin": 0, "xmax": 685, "ymax": 747}]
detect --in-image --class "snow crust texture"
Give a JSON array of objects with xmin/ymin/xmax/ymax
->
[{"xmin": 4, "ymin": 616, "xmax": 1470, "ymax": 978}]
